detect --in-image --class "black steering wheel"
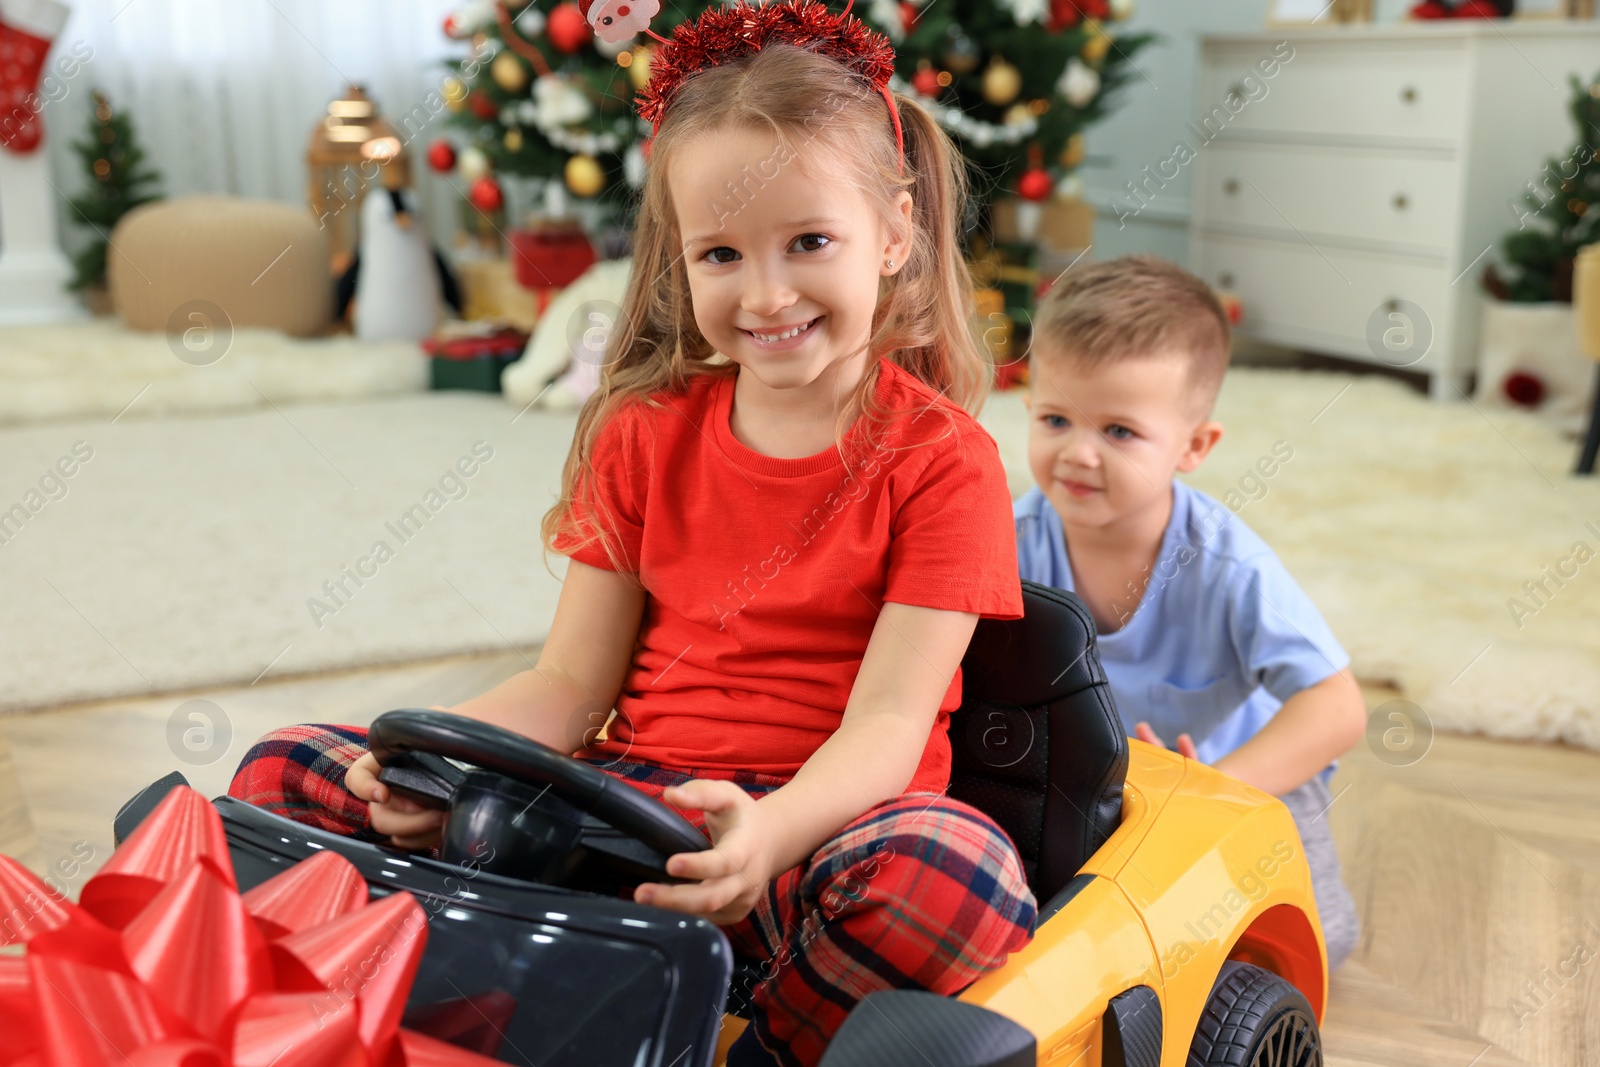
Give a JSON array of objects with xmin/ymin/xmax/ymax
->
[{"xmin": 367, "ymin": 709, "xmax": 709, "ymax": 889}]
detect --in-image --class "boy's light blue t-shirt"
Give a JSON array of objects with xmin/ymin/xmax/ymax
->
[{"xmin": 1013, "ymin": 482, "xmax": 1349, "ymax": 775}]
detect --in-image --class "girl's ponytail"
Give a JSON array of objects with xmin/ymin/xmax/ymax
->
[{"xmin": 868, "ymin": 90, "xmax": 991, "ymax": 415}]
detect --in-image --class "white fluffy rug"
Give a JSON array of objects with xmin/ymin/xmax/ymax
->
[
  {"xmin": 0, "ymin": 393, "xmax": 572, "ymax": 712},
  {"xmin": 1, "ymin": 365, "xmax": 1597, "ymax": 752},
  {"xmin": 983, "ymin": 370, "xmax": 1600, "ymax": 751},
  {"xmin": 0, "ymin": 320, "xmax": 426, "ymax": 426}
]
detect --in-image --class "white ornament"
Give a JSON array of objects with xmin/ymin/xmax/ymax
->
[
  {"xmin": 513, "ymin": 4, "xmax": 546, "ymax": 36},
  {"xmin": 443, "ymin": 0, "xmax": 497, "ymax": 39},
  {"xmin": 623, "ymin": 141, "xmax": 647, "ymax": 189},
  {"xmin": 999, "ymin": 0, "xmax": 1050, "ymax": 26},
  {"xmin": 1059, "ymin": 58, "xmax": 1101, "ymax": 108},
  {"xmin": 868, "ymin": 0, "xmax": 904, "ymax": 42},
  {"xmin": 1056, "ymin": 173, "xmax": 1085, "ymax": 199},
  {"xmin": 1110, "ymin": 0, "xmax": 1135, "ymax": 18},
  {"xmin": 534, "ymin": 74, "xmax": 593, "ymax": 127},
  {"xmin": 458, "ymin": 145, "xmax": 490, "ymax": 181},
  {"xmin": 518, "ymin": 99, "xmax": 540, "ymax": 125}
]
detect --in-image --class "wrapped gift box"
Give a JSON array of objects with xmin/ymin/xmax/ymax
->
[
  {"xmin": 508, "ymin": 220, "xmax": 597, "ymax": 290},
  {"xmin": 423, "ymin": 327, "xmax": 530, "ymax": 393}
]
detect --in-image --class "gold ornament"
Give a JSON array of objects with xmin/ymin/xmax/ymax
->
[
  {"xmin": 1003, "ymin": 103, "xmax": 1033, "ymax": 128},
  {"xmin": 492, "ymin": 52, "xmax": 530, "ymax": 94},
  {"xmin": 982, "ymin": 59, "xmax": 1021, "ymax": 107},
  {"xmin": 1060, "ymin": 132, "xmax": 1086, "ymax": 169},
  {"xmin": 565, "ymin": 154, "xmax": 606, "ymax": 198},
  {"xmin": 1081, "ymin": 21, "xmax": 1112, "ymax": 64},
  {"xmin": 504, "ymin": 128, "xmax": 524, "ymax": 151},
  {"xmin": 627, "ymin": 45, "xmax": 654, "ymax": 91},
  {"xmin": 442, "ymin": 76, "xmax": 469, "ymax": 112}
]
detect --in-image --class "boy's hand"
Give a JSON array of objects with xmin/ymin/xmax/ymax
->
[
  {"xmin": 1135, "ymin": 721, "xmax": 1199, "ymax": 760},
  {"xmin": 633, "ymin": 780, "xmax": 777, "ymax": 925}
]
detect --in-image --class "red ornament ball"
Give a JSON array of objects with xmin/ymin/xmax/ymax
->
[
  {"xmin": 1453, "ymin": 0, "xmax": 1502, "ymax": 15},
  {"xmin": 426, "ymin": 140, "xmax": 457, "ymax": 173},
  {"xmin": 900, "ymin": 1, "xmax": 921, "ymax": 34},
  {"xmin": 1018, "ymin": 166, "xmax": 1053, "ymax": 202},
  {"xmin": 467, "ymin": 91, "xmax": 499, "ymax": 121},
  {"xmin": 912, "ymin": 67, "xmax": 943, "ymax": 97},
  {"xmin": 548, "ymin": 3, "xmax": 592, "ymax": 53},
  {"xmin": 1047, "ymin": 0, "xmax": 1081, "ymax": 31},
  {"xmin": 469, "ymin": 176, "xmax": 504, "ymax": 213},
  {"xmin": 1502, "ymin": 370, "xmax": 1546, "ymax": 408},
  {"xmin": 1409, "ymin": 0, "xmax": 1453, "ymax": 15}
]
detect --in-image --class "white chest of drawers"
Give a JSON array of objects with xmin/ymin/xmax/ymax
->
[{"xmin": 1189, "ymin": 24, "xmax": 1600, "ymax": 399}]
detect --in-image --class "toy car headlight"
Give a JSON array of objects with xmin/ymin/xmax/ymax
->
[{"xmin": 817, "ymin": 990, "xmax": 1036, "ymax": 1067}]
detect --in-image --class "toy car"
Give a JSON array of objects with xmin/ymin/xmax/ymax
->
[{"xmin": 114, "ymin": 581, "xmax": 1328, "ymax": 1067}]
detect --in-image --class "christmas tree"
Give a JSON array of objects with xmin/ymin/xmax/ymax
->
[
  {"xmin": 431, "ymin": 0, "xmax": 720, "ymax": 230},
  {"xmin": 1486, "ymin": 72, "xmax": 1600, "ymax": 303},
  {"xmin": 857, "ymin": 0, "xmax": 1152, "ymax": 226},
  {"xmin": 66, "ymin": 90, "xmax": 164, "ymax": 292},
  {"xmin": 431, "ymin": 0, "xmax": 1150, "ymax": 234}
]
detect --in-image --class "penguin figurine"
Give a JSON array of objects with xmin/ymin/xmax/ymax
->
[{"xmin": 335, "ymin": 138, "xmax": 462, "ymax": 341}]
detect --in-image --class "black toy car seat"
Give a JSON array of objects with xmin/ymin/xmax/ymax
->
[
  {"xmin": 727, "ymin": 582, "xmax": 1129, "ymax": 1017},
  {"xmin": 947, "ymin": 581, "xmax": 1128, "ymax": 907}
]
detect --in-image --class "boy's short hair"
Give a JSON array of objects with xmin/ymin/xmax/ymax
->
[{"xmin": 1030, "ymin": 254, "xmax": 1232, "ymax": 413}]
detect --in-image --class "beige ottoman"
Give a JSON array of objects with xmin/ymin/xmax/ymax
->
[{"xmin": 108, "ymin": 196, "xmax": 332, "ymax": 338}]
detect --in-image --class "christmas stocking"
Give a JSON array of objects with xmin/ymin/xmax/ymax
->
[{"xmin": 0, "ymin": 0, "xmax": 71, "ymax": 154}]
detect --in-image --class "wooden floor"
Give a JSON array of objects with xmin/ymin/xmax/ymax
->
[{"xmin": 2, "ymin": 653, "xmax": 1596, "ymax": 1066}]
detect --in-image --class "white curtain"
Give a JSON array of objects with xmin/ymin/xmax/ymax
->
[{"xmin": 39, "ymin": 0, "xmax": 464, "ymax": 249}]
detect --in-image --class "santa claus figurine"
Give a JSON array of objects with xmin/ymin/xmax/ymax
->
[{"xmin": 579, "ymin": 0, "xmax": 660, "ymax": 44}]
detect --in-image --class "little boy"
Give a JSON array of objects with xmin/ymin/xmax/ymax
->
[{"xmin": 1015, "ymin": 254, "xmax": 1365, "ymax": 970}]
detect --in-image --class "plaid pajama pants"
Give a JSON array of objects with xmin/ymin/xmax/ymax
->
[{"xmin": 228, "ymin": 724, "xmax": 1037, "ymax": 1067}]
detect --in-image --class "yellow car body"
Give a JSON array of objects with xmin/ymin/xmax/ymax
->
[{"xmin": 718, "ymin": 739, "xmax": 1328, "ymax": 1066}]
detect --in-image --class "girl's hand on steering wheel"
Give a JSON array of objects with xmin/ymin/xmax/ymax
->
[
  {"xmin": 345, "ymin": 706, "xmax": 451, "ymax": 851},
  {"xmin": 633, "ymin": 780, "xmax": 778, "ymax": 925}
]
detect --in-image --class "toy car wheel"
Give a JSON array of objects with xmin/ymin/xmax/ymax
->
[{"xmin": 1187, "ymin": 961, "xmax": 1323, "ymax": 1067}]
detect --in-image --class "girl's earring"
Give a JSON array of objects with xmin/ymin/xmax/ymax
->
[{"xmin": 885, "ymin": 259, "xmax": 895, "ymax": 270}]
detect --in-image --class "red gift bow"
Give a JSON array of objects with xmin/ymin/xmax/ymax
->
[{"xmin": 0, "ymin": 787, "xmax": 504, "ymax": 1067}]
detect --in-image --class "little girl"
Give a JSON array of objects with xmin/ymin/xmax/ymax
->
[{"xmin": 227, "ymin": 4, "xmax": 1034, "ymax": 1064}]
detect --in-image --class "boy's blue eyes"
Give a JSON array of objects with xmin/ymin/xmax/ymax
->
[
  {"xmin": 701, "ymin": 233, "xmax": 831, "ymax": 264},
  {"xmin": 1040, "ymin": 414, "xmax": 1136, "ymax": 440}
]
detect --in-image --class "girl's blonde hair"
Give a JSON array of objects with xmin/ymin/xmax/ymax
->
[{"xmin": 542, "ymin": 42, "xmax": 992, "ymax": 572}]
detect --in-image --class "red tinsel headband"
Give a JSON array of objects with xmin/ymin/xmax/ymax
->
[{"xmin": 617, "ymin": 0, "xmax": 906, "ymax": 176}]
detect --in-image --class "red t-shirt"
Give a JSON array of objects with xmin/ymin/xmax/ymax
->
[{"xmin": 553, "ymin": 358, "xmax": 1023, "ymax": 794}]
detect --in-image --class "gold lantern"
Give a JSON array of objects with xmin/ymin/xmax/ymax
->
[{"xmin": 307, "ymin": 85, "xmax": 406, "ymax": 274}]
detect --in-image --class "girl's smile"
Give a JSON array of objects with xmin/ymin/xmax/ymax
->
[{"xmin": 740, "ymin": 314, "xmax": 824, "ymax": 349}]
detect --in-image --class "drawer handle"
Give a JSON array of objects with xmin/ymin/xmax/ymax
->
[
  {"xmin": 1228, "ymin": 82, "xmax": 1247, "ymax": 104},
  {"xmin": 1220, "ymin": 272, "xmax": 1237, "ymax": 289},
  {"xmin": 1401, "ymin": 86, "xmax": 1418, "ymax": 104},
  {"xmin": 1385, "ymin": 298, "xmax": 1401, "ymax": 313},
  {"xmin": 1224, "ymin": 179, "xmax": 1240, "ymax": 196},
  {"xmin": 1393, "ymin": 193, "xmax": 1409, "ymax": 211}
]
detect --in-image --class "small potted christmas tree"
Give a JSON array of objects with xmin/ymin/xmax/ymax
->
[
  {"xmin": 1479, "ymin": 72, "xmax": 1600, "ymax": 425},
  {"xmin": 66, "ymin": 90, "xmax": 164, "ymax": 314}
]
